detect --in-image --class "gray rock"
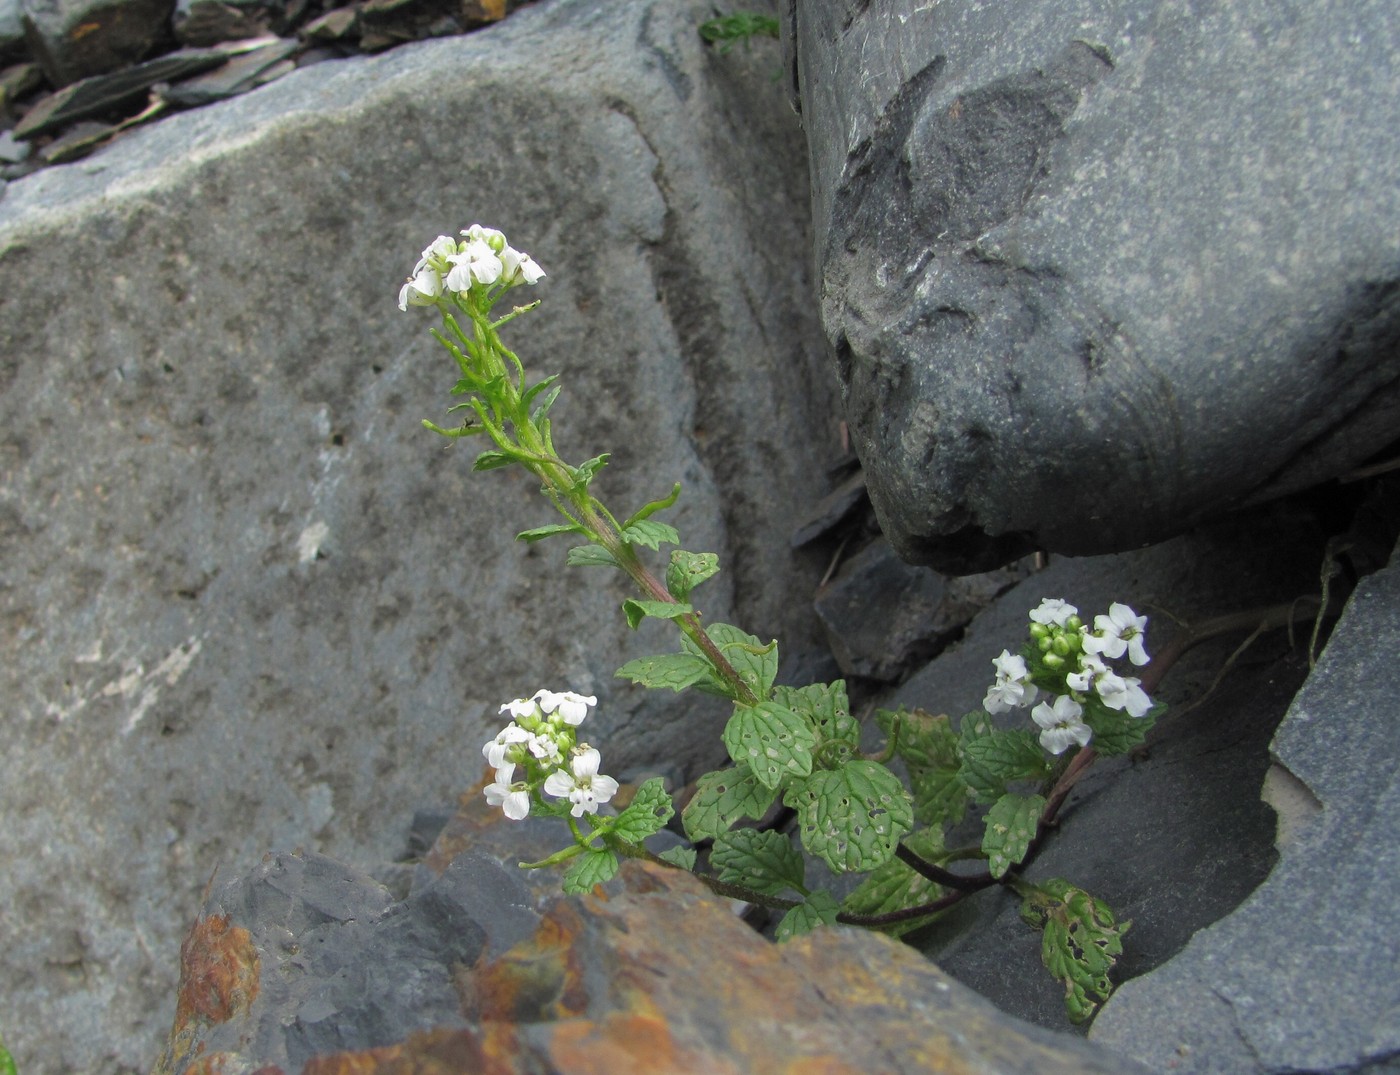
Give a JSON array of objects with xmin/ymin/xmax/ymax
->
[
  {"xmin": 0, "ymin": 1, "xmax": 837, "ymax": 1071},
  {"xmin": 1091, "ymin": 534, "xmax": 1400, "ymax": 1073},
  {"xmin": 788, "ymin": 1, "xmax": 1400, "ymax": 572},
  {"xmin": 0, "ymin": 0, "xmax": 23, "ymax": 57},
  {"xmin": 20, "ymin": 0, "xmax": 174, "ymax": 86}
]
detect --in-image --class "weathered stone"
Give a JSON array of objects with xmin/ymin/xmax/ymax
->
[
  {"xmin": 787, "ymin": 1, "xmax": 1400, "ymax": 572},
  {"xmin": 0, "ymin": 0, "xmax": 24, "ymax": 57},
  {"xmin": 1091, "ymin": 533, "xmax": 1400, "ymax": 1072},
  {"xmin": 0, "ymin": 1, "xmax": 836, "ymax": 1070},
  {"xmin": 157, "ymin": 38, "xmax": 298, "ymax": 106},
  {"xmin": 172, "ymin": 0, "xmax": 273, "ymax": 47},
  {"xmin": 20, "ymin": 0, "xmax": 174, "ymax": 86}
]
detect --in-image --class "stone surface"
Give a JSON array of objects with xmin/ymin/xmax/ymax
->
[
  {"xmin": 152, "ymin": 795, "xmax": 1152, "ymax": 1075},
  {"xmin": 1091, "ymin": 534, "xmax": 1400, "ymax": 1073},
  {"xmin": 788, "ymin": 0, "xmax": 1400, "ymax": 572},
  {"xmin": 21, "ymin": 0, "xmax": 174, "ymax": 86},
  {"xmin": 878, "ymin": 499, "xmax": 1332, "ymax": 1030},
  {"xmin": 0, "ymin": 2, "xmax": 838, "ymax": 1071}
]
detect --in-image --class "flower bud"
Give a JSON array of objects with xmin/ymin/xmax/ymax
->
[
  {"xmin": 1037, "ymin": 635, "xmax": 1054, "ymax": 652},
  {"xmin": 1051, "ymin": 634, "xmax": 1073, "ymax": 658},
  {"xmin": 1043, "ymin": 652, "xmax": 1065, "ymax": 670},
  {"xmin": 1029, "ymin": 623, "xmax": 1050, "ymax": 641}
]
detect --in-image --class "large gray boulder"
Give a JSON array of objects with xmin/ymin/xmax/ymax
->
[
  {"xmin": 0, "ymin": 1, "xmax": 838, "ymax": 1070},
  {"xmin": 787, "ymin": 0, "xmax": 1400, "ymax": 572}
]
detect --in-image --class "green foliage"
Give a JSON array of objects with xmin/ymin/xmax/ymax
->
[
  {"xmin": 958, "ymin": 725, "xmax": 1052, "ymax": 803},
  {"xmin": 982, "ymin": 793, "xmax": 1045, "ymax": 879},
  {"xmin": 563, "ymin": 848, "xmax": 620, "ymax": 894},
  {"xmin": 681, "ymin": 764, "xmax": 778, "ymax": 841},
  {"xmin": 776, "ymin": 681, "xmax": 858, "ymax": 762},
  {"xmin": 516, "ymin": 522, "xmax": 584, "ymax": 542},
  {"xmin": 614, "ymin": 651, "xmax": 714, "ymax": 692},
  {"xmin": 711, "ymin": 828, "xmax": 806, "ymax": 896},
  {"xmin": 775, "ymin": 890, "xmax": 840, "ymax": 941},
  {"xmin": 0, "ymin": 1037, "xmax": 13, "ymax": 1075},
  {"xmin": 681, "ymin": 622, "xmax": 778, "ymax": 698},
  {"xmin": 620, "ymin": 519, "xmax": 680, "ymax": 550},
  {"xmin": 473, "ymin": 448, "xmax": 513, "ymax": 469},
  {"xmin": 722, "ymin": 700, "xmax": 818, "ymax": 789},
  {"xmin": 666, "ymin": 550, "xmax": 720, "ymax": 600},
  {"xmin": 1082, "ymin": 700, "xmax": 1152, "ymax": 756},
  {"xmin": 784, "ymin": 761, "xmax": 913, "ymax": 874},
  {"xmin": 1019, "ymin": 879, "xmax": 1131, "ymax": 1023},
  {"xmin": 658, "ymin": 845, "xmax": 697, "ymax": 870},
  {"xmin": 622, "ymin": 482, "xmax": 681, "ymax": 530},
  {"xmin": 698, "ymin": 11, "xmax": 780, "ymax": 53},
  {"xmin": 566, "ymin": 544, "xmax": 620, "ymax": 568},
  {"xmin": 611, "ymin": 778, "xmax": 675, "ymax": 843},
  {"xmin": 622, "ymin": 598, "xmax": 694, "ymax": 630},
  {"xmin": 876, "ymin": 707, "xmax": 969, "ymax": 827},
  {"xmin": 841, "ymin": 826, "xmax": 947, "ymax": 935}
]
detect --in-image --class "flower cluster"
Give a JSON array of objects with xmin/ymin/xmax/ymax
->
[
  {"xmin": 984, "ymin": 599, "xmax": 1153, "ymax": 756},
  {"xmin": 481, "ymin": 689, "xmax": 619, "ymax": 820},
  {"xmin": 398, "ymin": 224, "xmax": 545, "ymax": 311}
]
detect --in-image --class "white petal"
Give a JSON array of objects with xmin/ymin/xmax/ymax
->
[{"xmin": 543, "ymin": 770, "xmax": 575, "ymax": 797}]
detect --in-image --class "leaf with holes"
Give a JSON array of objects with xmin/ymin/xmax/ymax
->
[
  {"xmin": 774, "ymin": 681, "xmax": 857, "ymax": 753},
  {"xmin": 722, "ymin": 701, "xmax": 817, "ymax": 790},
  {"xmin": 711, "ymin": 828, "xmax": 806, "ymax": 897},
  {"xmin": 875, "ymin": 706, "xmax": 957, "ymax": 771},
  {"xmin": 665, "ymin": 550, "xmax": 720, "ymax": 600},
  {"xmin": 982, "ymin": 792, "xmax": 1045, "ymax": 878},
  {"xmin": 775, "ymin": 890, "xmax": 840, "ymax": 942},
  {"xmin": 682, "ymin": 622, "xmax": 778, "ymax": 698},
  {"xmin": 562, "ymin": 848, "xmax": 619, "ymax": 895},
  {"xmin": 1020, "ymin": 878, "xmax": 1131, "ymax": 1024},
  {"xmin": 841, "ymin": 826, "xmax": 947, "ymax": 935},
  {"xmin": 681, "ymin": 764, "xmax": 778, "ymax": 842},
  {"xmin": 784, "ymin": 761, "xmax": 913, "ymax": 874},
  {"xmin": 611, "ymin": 778, "xmax": 674, "ymax": 843}
]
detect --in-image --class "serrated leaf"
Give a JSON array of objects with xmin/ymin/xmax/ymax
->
[
  {"xmin": 1020, "ymin": 878, "xmax": 1130, "ymax": 1024},
  {"xmin": 959, "ymin": 729, "xmax": 1052, "ymax": 803},
  {"xmin": 658, "ymin": 845, "xmax": 697, "ymax": 870},
  {"xmin": 875, "ymin": 706, "xmax": 959, "ymax": 770},
  {"xmin": 909, "ymin": 765, "xmax": 970, "ymax": 828},
  {"xmin": 620, "ymin": 519, "xmax": 680, "ymax": 550},
  {"xmin": 841, "ymin": 826, "xmax": 947, "ymax": 935},
  {"xmin": 682, "ymin": 622, "xmax": 778, "ymax": 698},
  {"xmin": 516, "ymin": 522, "xmax": 584, "ymax": 543},
  {"xmin": 666, "ymin": 550, "xmax": 720, "ymax": 600},
  {"xmin": 722, "ymin": 701, "xmax": 818, "ymax": 789},
  {"xmin": 957, "ymin": 711, "xmax": 996, "ymax": 750},
  {"xmin": 622, "ymin": 598, "xmax": 694, "ymax": 630},
  {"xmin": 775, "ymin": 890, "xmax": 840, "ymax": 941},
  {"xmin": 473, "ymin": 449, "xmax": 513, "ymax": 471},
  {"xmin": 681, "ymin": 765, "xmax": 778, "ymax": 841},
  {"xmin": 1082, "ymin": 699, "xmax": 1152, "ymax": 757},
  {"xmin": 982, "ymin": 792, "xmax": 1045, "ymax": 879},
  {"xmin": 611, "ymin": 778, "xmax": 675, "ymax": 843},
  {"xmin": 710, "ymin": 828, "xmax": 806, "ymax": 896},
  {"xmin": 622, "ymin": 483, "xmax": 682, "ymax": 530},
  {"xmin": 615, "ymin": 652, "xmax": 715, "ymax": 692},
  {"xmin": 567, "ymin": 544, "xmax": 620, "ymax": 569},
  {"xmin": 572, "ymin": 453, "xmax": 611, "ymax": 490},
  {"xmin": 561, "ymin": 848, "xmax": 620, "ymax": 894},
  {"xmin": 774, "ymin": 682, "xmax": 857, "ymax": 753},
  {"xmin": 784, "ymin": 761, "xmax": 914, "ymax": 874}
]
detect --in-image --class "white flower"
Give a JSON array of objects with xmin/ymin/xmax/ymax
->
[
  {"xmin": 526, "ymin": 731, "xmax": 563, "ymax": 766},
  {"xmin": 500, "ymin": 244, "xmax": 545, "ymax": 286},
  {"xmin": 484, "ymin": 770, "xmax": 531, "ymax": 820},
  {"xmin": 984, "ymin": 649, "xmax": 1038, "ymax": 714},
  {"xmin": 482, "ymin": 722, "xmax": 529, "ymax": 770},
  {"xmin": 397, "ymin": 266, "xmax": 443, "ymax": 310},
  {"xmin": 543, "ymin": 746, "xmax": 619, "ymax": 817},
  {"xmin": 534, "ymin": 689, "xmax": 597, "ymax": 726},
  {"xmin": 1032, "ymin": 695, "xmax": 1092, "ymax": 756},
  {"xmin": 445, "ymin": 238, "xmax": 504, "ymax": 291},
  {"xmin": 1083, "ymin": 603, "xmax": 1149, "ymax": 666},
  {"xmin": 1065, "ymin": 654, "xmax": 1110, "ymax": 694},
  {"xmin": 499, "ymin": 697, "xmax": 539, "ymax": 721},
  {"xmin": 461, "ymin": 224, "xmax": 507, "ymax": 250},
  {"xmin": 1095, "ymin": 673, "xmax": 1153, "ymax": 718},
  {"xmin": 1029, "ymin": 598, "xmax": 1078, "ymax": 628}
]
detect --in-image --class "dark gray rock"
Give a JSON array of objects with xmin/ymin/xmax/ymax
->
[
  {"xmin": 0, "ymin": 2, "xmax": 837, "ymax": 1071},
  {"xmin": 788, "ymin": 0, "xmax": 1400, "ymax": 572},
  {"xmin": 20, "ymin": 0, "xmax": 173, "ymax": 86},
  {"xmin": 0, "ymin": 0, "xmax": 23, "ymax": 57},
  {"xmin": 1091, "ymin": 534, "xmax": 1400, "ymax": 1073}
]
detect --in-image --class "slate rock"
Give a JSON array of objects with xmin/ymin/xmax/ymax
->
[
  {"xmin": 156, "ymin": 37, "xmax": 298, "ymax": 106},
  {"xmin": 787, "ymin": 1, "xmax": 1400, "ymax": 572},
  {"xmin": 1090, "ymin": 534, "xmax": 1400, "ymax": 1072},
  {"xmin": 0, "ymin": 0, "xmax": 23, "ymax": 58},
  {"xmin": 172, "ymin": 0, "xmax": 274, "ymax": 47},
  {"xmin": 153, "ymin": 797, "xmax": 1152, "ymax": 1075},
  {"xmin": 0, "ymin": 1, "xmax": 838, "ymax": 1071},
  {"xmin": 20, "ymin": 0, "xmax": 174, "ymax": 86}
]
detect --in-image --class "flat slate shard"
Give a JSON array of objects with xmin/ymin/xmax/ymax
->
[{"xmin": 788, "ymin": 0, "xmax": 1400, "ymax": 572}]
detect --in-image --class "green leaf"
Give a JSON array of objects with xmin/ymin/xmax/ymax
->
[
  {"xmin": 681, "ymin": 764, "xmax": 778, "ymax": 841},
  {"xmin": 774, "ymin": 890, "xmax": 840, "ymax": 942},
  {"xmin": 516, "ymin": 522, "xmax": 585, "ymax": 543},
  {"xmin": 875, "ymin": 706, "xmax": 958, "ymax": 770},
  {"xmin": 621, "ymin": 598, "xmax": 694, "ymax": 630},
  {"xmin": 982, "ymin": 792, "xmax": 1045, "ymax": 879},
  {"xmin": 611, "ymin": 778, "xmax": 675, "ymax": 843},
  {"xmin": 774, "ymin": 681, "xmax": 858, "ymax": 752},
  {"xmin": 710, "ymin": 828, "xmax": 806, "ymax": 897},
  {"xmin": 622, "ymin": 482, "xmax": 681, "ymax": 530},
  {"xmin": 665, "ymin": 550, "xmax": 720, "ymax": 600},
  {"xmin": 572, "ymin": 453, "xmax": 611, "ymax": 490},
  {"xmin": 561, "ymin": 848, "xmax": 620, "ymax": 894},
  {"xmin": 682, "ymin": 622, "xmax": 778, "ymax": 698},
  {"xmin": 615, "ymin": 652, "xmax": 715, "ymax": 692},
  {"xmin": 722, "ymin": 701, "xmax": 818, "ymax": 789},
  {"xmin": 473, "ymin": 449, "xmax": 514, "ymax": 470},
  {"xmin": 1082, "ymin": 699, "xmax": 1153, "ymax": 757},
  {"xmin": 841, "ymin": 826, "xmax": 947, "ymax": 935},
  {"xmin": 908, "ymin": 765, "xmax": 970, "ymax": 828},
  {"xmin": 521, "ymin": 372, "xmax": 560, "ymax": 407},
  {"xmin": 567, "ymin": 544, "xmax": 620, "ymax": 569},
  {"xmin": 1019, "ymin": 878, "xmax": 1131, "ymax": 1024},
  {"xmin": 620, "ymin": 519, "xmax": 680, "ymax": 550},
  {"xmin": 658, "ymin": 845, "xmax": 697, "ymax": 870},
  {"xmin": 958, "ymin": 728, "xmax": 1052, "ymax": 803},
  {"xmin": 0, "ymin": 1039, "xmax": 13, "ymax": 1075},
  {"xmin": 784, "ymin": 760, "xmax": 914, "ymax": 874}
]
